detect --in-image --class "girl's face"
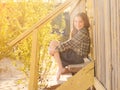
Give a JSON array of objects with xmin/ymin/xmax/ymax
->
[{"xmin": 74, "ymin": 16, "xmax": 84, "ymax": 30}]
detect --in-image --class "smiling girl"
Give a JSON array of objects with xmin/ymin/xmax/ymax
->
[{"xmin": 48, "ymin": 12, "xmax": 90, "ymax": 80}]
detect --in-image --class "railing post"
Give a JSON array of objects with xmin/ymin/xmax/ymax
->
[{"xmin": 28, "ymin": 30, "xmax": 39, "ymax": 90}]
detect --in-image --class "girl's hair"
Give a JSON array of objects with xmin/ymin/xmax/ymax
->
[{"xmin": 70, "ymin": 12, "xmax": 90, "ymax": 38}]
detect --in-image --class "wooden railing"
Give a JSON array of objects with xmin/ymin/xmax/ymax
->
[
  {"xmin": 7, "ymin": 0, "xmax": 80, "ymax": 90},
  {"xmin": 8, "ymin": 0, "xmax": 78, "ymax": 47}
]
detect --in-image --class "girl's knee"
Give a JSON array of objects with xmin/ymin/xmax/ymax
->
[{"xmin": 50, "ymin": 40, "xmax": 59, "ymax": 46}]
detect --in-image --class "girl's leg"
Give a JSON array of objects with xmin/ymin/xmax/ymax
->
[
  {"xmin": 48, "ymin": 40, "xmax": 59, "ymax": 55},
  {"xmin": 49, "ymin": 40, "xmax": 59, "ymax": 49},
  {"xmin": 49, "ymin": 41, "xmax": 66, "ymax": 80},
  {"xmin": 53, "ymin": 51, "xmax": 65, "ymax": 80}
]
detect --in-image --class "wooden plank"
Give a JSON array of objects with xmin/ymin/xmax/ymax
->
[
  {"xmin": 117, "ymin": 0, "xmax": 120, "ymax": 90},
  {"xmin": 114, "ymin": 1, "xmax": 117, "ymax": 90},
  {"xmin": 95, "ymin": 0, "xmax": 110, "ymax": 86},
  {"xmin": 67, "ymin": 62, "xmax": 90, "ymax": 73},
  {"xmin": 97, "ymin": 0, "xmax": 106, "ymax": 85},
  {"xmin": 113, "ymin": 1, "xmax": 116, "ymax": 89},
  {"xmin": 45, "ymin": 84, "xmax": 61, "ymax": 90},
  {"xmin": 96, "ymin": 1, "xmax": 101, "ymax": 80},
  {"xmin": 110, "ymin": 0, "xmax": 115, "ymax": 89},
  {"xmin": 110, "ymin": 1, "xmax": 119, "ymax": 90},
  {"xmin": 94, "ymin": 0, "xmax": 120, "ymax": 90},
  {"xmin": 94, "ymin": 77, "xmax": 106, "ymax": 90},
  {"xmin": 95, "ymin": 1, "xmax": 99, "ymax": 78},
  {"xmin": 116, "ymin": 0, "xmax": 120, "ymax": 89},
  {"xmin": 28, "ymin": 30, "xmax": 39, "ymax": 90},
  {"xmin": 104, "ymin": 0, "xmax": 112, "ymax": 90},
  {"xmin": 56, "ymin": 61, "xmax": 94, "ymax": 90},
  {"xmin": 93, "ymin": 0, "xmax": 99, "ymax": 78},
  {"xmin": 8, "ymin": 0, "xmax": 74, "ymax": 47},
  {"xmin": 94, "ymin": 0, "xmax": 101, "ymax": 80}
]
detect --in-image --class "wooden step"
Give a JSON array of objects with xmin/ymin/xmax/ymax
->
[
  {"xmin": 43, "ymin": 74, "xmax": 72, "ymax": 90},
  {"xmin": 56, "ymin": 61, "xmax": 94, "ymax": 90},
  {"xmin": 66, "ymin": 61, "xmax": 90, "ymax": 73}
]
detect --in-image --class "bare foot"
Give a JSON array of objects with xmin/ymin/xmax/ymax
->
[{"xmin": 56, "ymin": 68, "xmax": 69, "ymax": 80}]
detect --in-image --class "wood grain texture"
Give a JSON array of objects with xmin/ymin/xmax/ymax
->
[
  {"xmin": 117, "ymin": 1, "xmax": 120, "ymax": 90},
  {"xmin": 103, "ymin": 0, "xmax": 112, "ymax": 90},
  {"xmin": 94, "ymin": 77, "xmax": 106, "ymax": 90},
  {"xmin": 28, "ymin": 30, "xmax": 39, "ymax": 90},
  {"xmin": 56, "ymin": 61, "xmax": 94, "ymax": 90},
  {"xmin": 93, "ymin": 0, "xmax": 120, "ymax": 90}
]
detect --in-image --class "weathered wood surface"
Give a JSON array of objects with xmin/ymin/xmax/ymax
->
[
  {"xmin": 104, "ymin": 0, "xmax": 112, "ymax": 90},
  {"xmin": 28, "ymin": 30, "xmax": 39, "ymax": 90},
  {"xmin": 94, "ymin": 78, "xmax": 106, "ymax": 90},
  {"xmin": 67, "ymin": 61, "xmax": 90, "ymax": 73},
  {"xmin": 110, "ymin": 0, "xmax": 120, "ymax": 90},
  {"xmin": 94, "ymin": 0, "xmax": 120, "ymax": 90},
  {"xmin": 117, "ymin": 1, "xmax": 120, "ymax": 90},
  {"xmin": 56, "ymin": 61, "xmax": 94, "ymax": 90},
  {"xmin": 94, "ymin": 0, "xmax": 107, "ymax": 85}
]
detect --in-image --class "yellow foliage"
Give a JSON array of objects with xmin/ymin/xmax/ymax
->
[
  {"xmin": 0, "ymin": 1, "xmax": 65, "ymax": 88},
  {"xmin": 0, "ymin": 0, "xmax": 61, "ymax": 83}
]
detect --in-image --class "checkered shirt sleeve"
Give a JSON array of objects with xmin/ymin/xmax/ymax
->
[{"xmin": 56, "ymin": 28, "xmax": 88, "ymax": 53}]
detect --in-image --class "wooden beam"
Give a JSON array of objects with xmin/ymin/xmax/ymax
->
[
  {"xmin": 28, "ymin": 29, "xmax": 39, "ymax": 90},
  {"xmin": 67, "ymin": 62, "xmax": 90, "ymax": 73},
  {"xmin": 110, "ymin": 0, "xmax": 117, "ymax": 90},
  {"xmin": 93, "ymin": 0, "xmax": 101, "ymax": 80},
  {"xmin": 8, "ymin": 0, "xmax": 74, "ymax": 47},
  {"xmin": 93, "ymin": 0, "xmax": 99, "ymax": 79},
  {"xmin": 117, "ymin": 0, "xmax": 120, "ymax": 90},
  {"xmin": 56, "ymin": 61, "xmax": 94, "ymax": 90},
  {"xmin": 104, "ymin": 0, "xmax": 112, "ymax": 90}
]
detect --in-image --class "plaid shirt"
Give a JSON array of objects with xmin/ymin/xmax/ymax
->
[{"xmin": 56, "ymin": 28, "xmax": 90, "ymax": 57}]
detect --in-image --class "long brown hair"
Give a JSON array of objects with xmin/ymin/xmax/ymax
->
[{"xmin": 70, "ymin": 12, "xmax": 90, "ymax": 38}]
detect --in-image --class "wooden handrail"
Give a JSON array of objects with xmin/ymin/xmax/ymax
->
[
  {"xmin": 8, "ymin": 0, "xmax": 75, "ymax": 47},
  {"xmin": 28, "ymin": 29, "xmax": 39, "ymax": 90}
]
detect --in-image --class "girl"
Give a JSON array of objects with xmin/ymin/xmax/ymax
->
[{"xmin": 48, "ymin": 12, "xmax": 90, "ymax": 80}]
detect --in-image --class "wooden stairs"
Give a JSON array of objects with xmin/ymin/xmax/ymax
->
[{"xmin": 44, "ymin": 61, "xmax": 94, "ymax": 90}]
